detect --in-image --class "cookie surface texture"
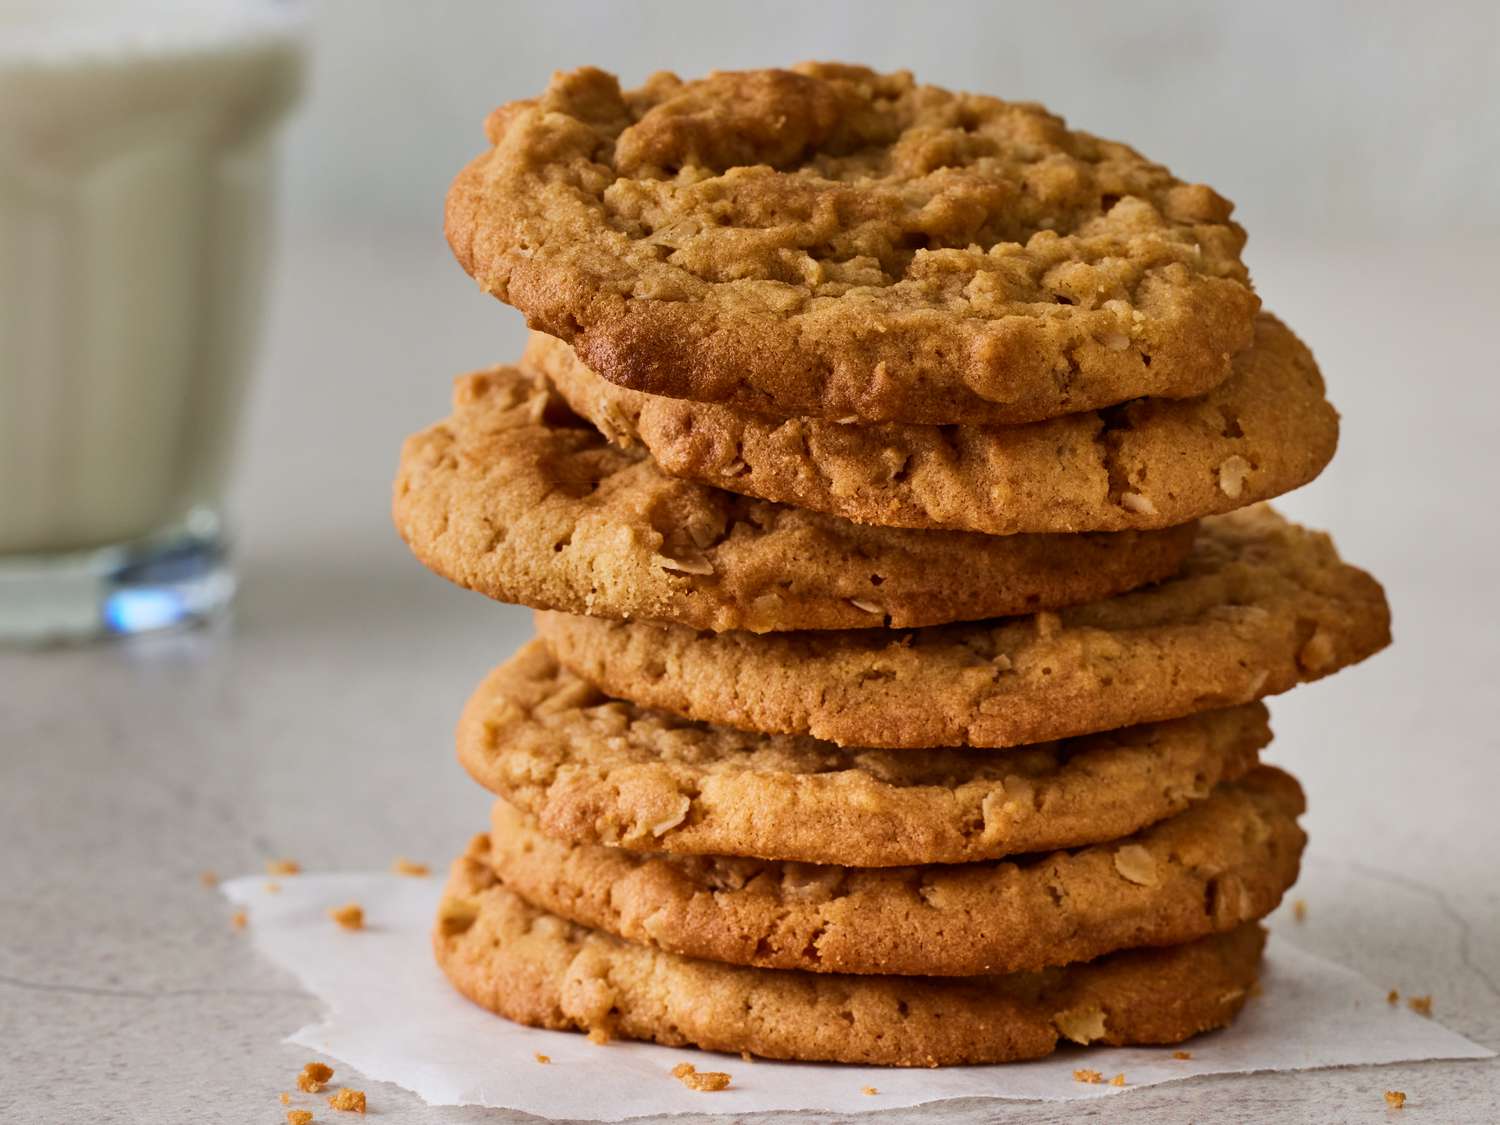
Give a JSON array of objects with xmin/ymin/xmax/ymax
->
[
  {"xmin": 530, "ymin": 312, "xmax": 1336, "ymax": 535},
  {"xmin": 457, "ymin": 640, "xmax": 1271, "ymax": 866},
  {"xmin": 447, "ymin": 63, "xmax": 1259, "ymax": 425},
  {"xmin": 537, "ymin": 506, "xmax": 1391, "ymax": 747},
  {"xmin": 435, "ymin": 836, "xmax": 1267, "ymax": 1066},
  {"xmin": 393, "ymin": 365, "xmax": 1196, "ymax": 632},
  {"xmin": 486, "ymin": 766, "xmax": 1304, "ymax": 976}
]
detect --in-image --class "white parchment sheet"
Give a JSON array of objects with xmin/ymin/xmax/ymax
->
[{"xmin": 222, "ymin": 872, "xmax": 1491, "ymax": 1120}]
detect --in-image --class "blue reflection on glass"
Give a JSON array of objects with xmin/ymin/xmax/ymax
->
[{"xmin": 103, "ymin": 588, "xmax": 188, "ymax": 634}]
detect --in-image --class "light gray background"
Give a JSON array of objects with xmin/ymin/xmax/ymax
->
[
  {"xmin": 282, "ymin": 0, "xmax": 1500, "ymax": 241},
  {"xmin": 5, "ymin": 3, "xmax": 1500, "ymax": 1123}
]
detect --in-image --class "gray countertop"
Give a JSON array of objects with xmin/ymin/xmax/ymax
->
[{"xmin": 3, "ymin": 225, "xmax": 1497, "ymax": 1123}]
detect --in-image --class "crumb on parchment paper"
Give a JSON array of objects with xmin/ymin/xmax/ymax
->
[
  {"xmin": 287, "ymin": 1111, "xmax": 312, "ymax": 1125},
  {"xmin": 1292, "ymin": 898, "xmax": 1307, "ymax": 922},
  {"xmin": 671, "ymin": 1062, "xmax": 730, "ymax": 1091},
  {"xmin": 1073, "ymin": 1068, "xmax": 1103, "ymax": 1084},
  {"xmin": 534, "ymin": 1052, "xmax": 550, "ymax": 1064},
  {"xmin": 1384, "ymin": 1090, "xmax": 1407, "ymax": 1108},
  {"xmin": 861, "ymin": 1086, "xmax": 878, "ymax": 1095},
  {"xmin": 1110, "ymin": 1073, "xmax": 1126, "ymax": 1086},
  {"xmin": 1387, "ymin": 989, "xmax": 1400, "ymax": 1005},
  {"xmin": 297, "ymin": 1062, "xmax": 334, "ymax": 1093},
  {"xmin": 267, "ymin": 858, "xmax": 301, "ymax": 876},
  {"xmin": 328, "ymin": 1087, "xmax": 366, "ymax": 1113},
  {"xmin": 1407, "ymin": 995, "xmax": 1432, "ymax": 1017},
  {"xmin": 392, "ymin": 857, "xmax": 431, "ymax": 876},
  {"xmin": 199, "ymin": 870, "xmax": 218, "ymax": 887},
  {"xmin": 230, "ymin": 910, "xmax": 247, "ymax": 930},
  {"xmin": 328, "ymin": 903, "xmax": 364, "ymax": 930},
  {"xmin": 1172, "ymin": 1050, "xmax": 1192, "ymax": 1060}
]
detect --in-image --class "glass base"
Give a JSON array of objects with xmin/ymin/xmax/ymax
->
[{"xmin": 0, "ymin": 509, "xmax": 235, "ymax": 645}]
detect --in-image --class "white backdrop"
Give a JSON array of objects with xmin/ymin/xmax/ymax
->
[{"xmin": 281, "ymin": 0, "xmax": 1500, "ymax": 241}]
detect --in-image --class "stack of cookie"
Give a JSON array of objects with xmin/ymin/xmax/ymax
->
[{"xmin": 395, "ymin": 64, "xmax": 1392, "ymax": 1067}]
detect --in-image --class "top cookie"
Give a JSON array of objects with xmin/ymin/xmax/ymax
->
[{"xmin": 447, "ymin": 63, "xmax": 1260, "ymax": 425}]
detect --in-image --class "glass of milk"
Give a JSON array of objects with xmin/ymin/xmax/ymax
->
[{"xmin": 0, "ymin": 0, "xmax": 306, "ymax": 643}]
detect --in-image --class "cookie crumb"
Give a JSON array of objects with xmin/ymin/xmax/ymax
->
[
  {"xmin": 1292, "ymin": 898, "xmax": 1307, "ymax": 923},
  {"xmin": 1387, "ymin": 989, "xmax": 1400, "ymax": 1005},
  {"xmin": 392, "ymin": 857, "xmax": 430, "ymax": 877},
  {"xmin": 199, "ymin": 870, "xmax": 218, "ymax": 887},
  {"xmin": 1384, "ymin": 1090, "xmax": 1407, "ymax": 1109},
  {"xmin": 534, "ymin": 1052, "xmax": 550, "ymax": 1064},
  {"xmin": 861, "ymin": 1086, "xmax": 878, "ymax": 1095},
  {"xmin": 1073, "ymin": 1068, "xmax": 1104, "ymax": 1084},
  {"xmin": 230, "ymin": 910, "xmax": 247, "ymax": 930},
  {"xmin": 1407, "ymin": 995, "xmax": 1432, "ymax": 1017},
  {"xmin": 328, "ymin": 903, "xmax": 364, "ymax": 931},
  {"xmin": 327, "ymin": 1087, "xmax": 366, "ymax": 1113},
  {"xmin": 1172, "ymin": 1050, "xmax": 1193, "ymax": 1060},
  {"xmin": 279, "ymin": 1092, "xmax": 290, "ymax": 1105},
  {"xmin": 587, "ymin": 1027, "xmax": 610, "ymax": 1045},
  {"xmin": 297, "ymin": 1062, "xmax": 334, "ymax": 1093},
  {"xmin": 1110, "ymin": 1073, "xmax": 1127, "ymax": 1086},
  {"xmin": 287, "ymin": 1112, "xmax": 313, "ymax": 1125},
  {"xmin": 670, "ymin": 1063, "xmax": 730, "ymax": 1092},
  {"xmin": 265, "ymin": 881, "xmax": 281, "ymax": 894},
  {"xmin": 267, "ymin": 858, "xmax": 301, "ymax": 876}
]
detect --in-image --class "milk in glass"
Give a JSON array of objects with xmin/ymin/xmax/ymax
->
[{"xmin": 0, "ymin": 0, "xmax": 305, "ymax": 640}]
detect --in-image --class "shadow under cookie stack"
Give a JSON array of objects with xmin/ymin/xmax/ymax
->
[{"xmin": 394, "ymin": 64, "xmax": 1392, "ymax": 1067}]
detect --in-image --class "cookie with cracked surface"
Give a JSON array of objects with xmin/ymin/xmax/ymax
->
[
  {"xmin": 487, "ymin": 766, "xmax": 1303, "ymax": 977},
  {"xmin": 436, "ymin": 835, "xmax": 1266, "ymax": 1066},
  {"xmin": 447, "ymin": 63, "xmax": 1259, "ymax": 426},
  {"xmin": 457, "ymin": 640, "xmax": 1270, "ymax": 867},
  {"xmin": 393, "ymin": 364, "xmax": 1196, "ymax": 633},
  {"xmin": 529, "ymin": 312, "xmax": 1336, "ymax": 535},
  {"xmin": 538, "ymin": 506, "xmax": 1391, "ymax": 749}
]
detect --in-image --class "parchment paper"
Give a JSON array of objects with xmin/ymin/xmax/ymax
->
[{"xmin": 222, "ymin": 872, "xmax": 1491, "ymax": 1119}]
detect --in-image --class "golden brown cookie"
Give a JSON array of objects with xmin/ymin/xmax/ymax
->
[
  {"xmin": 539, "ymin": 506, "xmax": 1391, "ymax": 748},
  {"xmin": 393, "ymin": 365, "xmax": 1196, "ymax": 632},
  {"xmin": 447, "ymin": 63, "xmax": 1259, "ymax": 426},
  {"xmin": 487, "ymin": 766, "xmax": 1303, "ymax": 977},
  {"xmin": 530, "ymin": 313, "xmax": 1337, "ymax": 535},
  {"xmin": 457, "ymin": 640, "xmax": 1270, "ymax": 866},
  {"xmin": 436, "ymin": 836, "xmax": 1266, "ymax": 1066}
]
